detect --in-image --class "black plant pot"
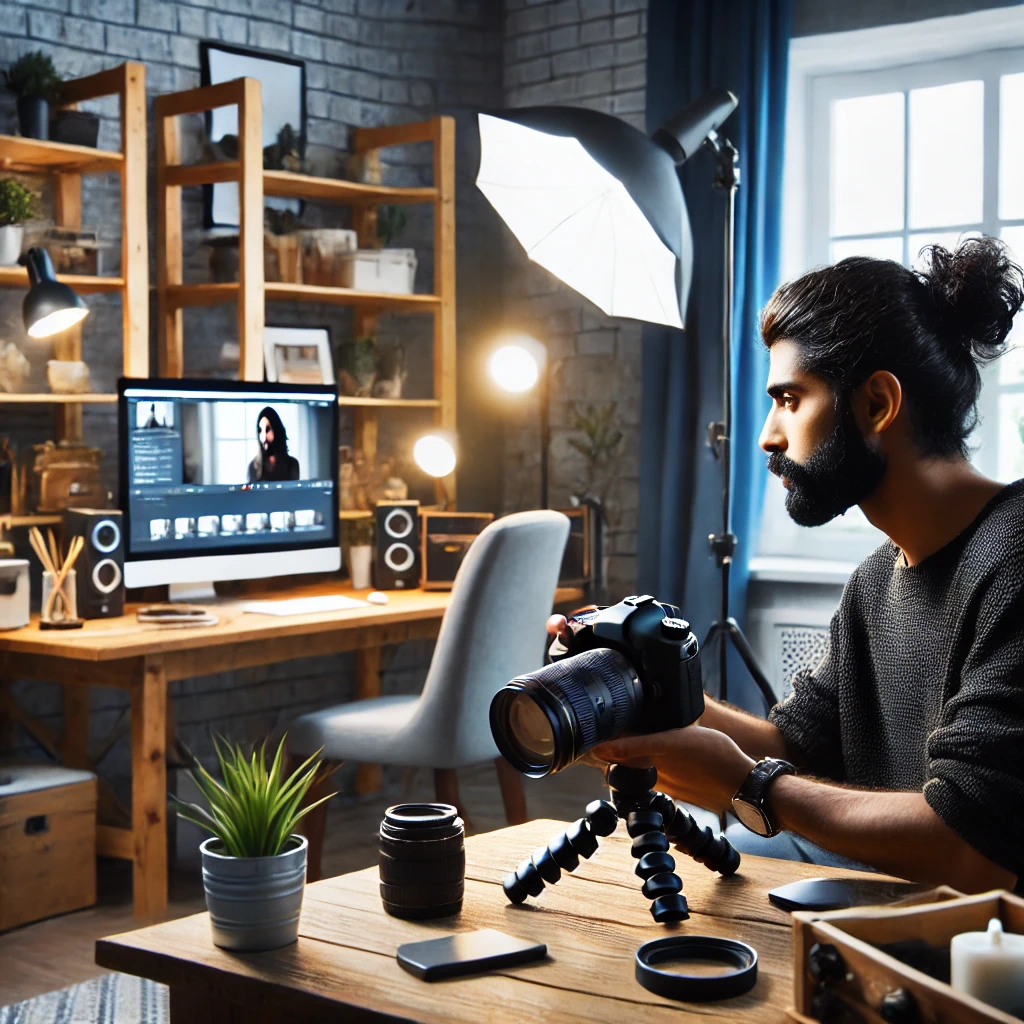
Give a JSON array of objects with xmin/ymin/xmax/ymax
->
[
  {"xmin": 16, "ymin": 97, "xmax": 49, "ymax": 140},
  {"xmin": 51, "ymin": 110, "xmax": 100, "ymax": 148}
]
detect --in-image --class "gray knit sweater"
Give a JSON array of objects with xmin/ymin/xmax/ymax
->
[{"xmin": 769, "ymin": 479, "xmax": 1024, "ymax": 882}]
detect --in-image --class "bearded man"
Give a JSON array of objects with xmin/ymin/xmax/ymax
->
[
  {"xmin": 553, "ymin": 238, "xmax": 1024, "ymax": 893},
  {"xmin": 247, "ymin": 406, "xmax": 300, "ymax": 483}
]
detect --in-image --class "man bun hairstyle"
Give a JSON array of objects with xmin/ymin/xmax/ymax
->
[{"xmin": 760, "ymin": 236, "xmax": 1024, "ymax": 459}]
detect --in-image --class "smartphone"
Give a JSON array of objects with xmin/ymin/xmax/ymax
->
[
  {"xmin": 768, "ymin": 876, "xmax": 932, "ymax": 912},
  {"xmin": 396, "ymin": 928, "xmax": 547, "ymax": 981}
]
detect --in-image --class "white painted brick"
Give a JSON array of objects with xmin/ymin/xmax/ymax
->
[
  {"xmin": 207, "ymin": 12, "xmax": 248, "ymax": 44},
  {"xmin": 68, "ymin": 0, "xmax": 131, "ymax": 22},
  {"xmin": 291, "ymin": 28, "xmax": 325, "ymax": 60},
  {"xmin": 137, "ymin": 0, "xmax": 175, "ymax": 30},
  {"xmin": 105, "ymin": 25, "xmax": 172, "ymax": 61},
  {"xmin": 293, "ymin": 4, "xmax": 324, "ymax": 32},
  {"xmin": 613, "ymin": 60, "xmax": 644, "ymax": 91}
]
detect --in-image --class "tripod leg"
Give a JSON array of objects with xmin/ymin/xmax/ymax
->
[{"xmin": 726, "ymin": 618, "xmax": 777, "ymax": 712}]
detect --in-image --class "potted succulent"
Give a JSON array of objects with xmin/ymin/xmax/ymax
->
[
  {"xmin": 0, "ymin": 179, "xmax": 36, "ymax": 266},
  {"xmin": 171, "ymin": 735, "xmax": 332, "ymax": 952},
  {"xmin": 345, "ymin": 515, "xmax": 374, "ymax": 589},
  {"xmin": 372, "ymin": 344, "xmax": 406, "ymax": 399},
  {"xmin": 4, "ymin": 51, "xmax": 60, "ymax": 140}
]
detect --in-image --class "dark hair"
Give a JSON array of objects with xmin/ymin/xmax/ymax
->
[
  {"xmin": 760, "ymin": 237, "xmax": 1024, "ymax": 458},
  {"xmin": 256, "ymin": 405, "xmax": 288, "ymax": 457}
]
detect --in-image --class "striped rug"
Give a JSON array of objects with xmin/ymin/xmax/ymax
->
[{"xmin": 0, "ymin": 973, "xmax": 167, "ymax": 1024}]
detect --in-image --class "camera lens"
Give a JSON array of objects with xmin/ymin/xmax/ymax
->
[{"xmin": 489, "ymin": 648, "xmax": 642, "ymax": 777}]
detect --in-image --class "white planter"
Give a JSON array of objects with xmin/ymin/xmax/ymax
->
[
  {"xmin": 339, "ymin": 248, "xmax": 417, "ymax": 294},
  {"xmin": 0, "ymin": 225, "xmax": 23, "ymax": 267},
  {"xmin": 348, "ymin": 544, "xmax": 373, "ymax": 589}
]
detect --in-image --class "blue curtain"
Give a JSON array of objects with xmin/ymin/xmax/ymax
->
[{"xmin": 638, "ymin": 0, "xmax": 791, "ymax": 712}]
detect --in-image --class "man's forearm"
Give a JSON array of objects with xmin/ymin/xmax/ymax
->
[
  {"xmin": 769, "ymin": 774, "xmax": 1016, "ymax": 893},
  {"xmin": 700, "ymin": 696, "xmax": 793, "ymax": 761}
]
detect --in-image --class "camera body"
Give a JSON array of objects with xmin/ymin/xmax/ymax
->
[{"xmin": 489, "ymin": 594, "xmax": 704, "ymax": 777}]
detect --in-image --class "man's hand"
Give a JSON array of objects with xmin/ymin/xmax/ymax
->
[{"xmin": 593, "ymin": 726, "xmax": 756, "ymax": 815}]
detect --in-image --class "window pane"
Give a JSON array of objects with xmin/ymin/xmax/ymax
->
[
  {"xmin": 1000, "ymin": 73, "xmax": 1024, "ymax": 219},
  {"xmin": 909, "ymin": 81, "xmax": 983, "ymax": 229},
  {"xmin": 999, "ymin": 226, "xmax": 1024, "ymax": 384},
  {"xmin": 909, "ymin": 230, "xmax": 981, "ymax": 269},
  {"xmin": 998, "ymin": 393, "xmax": 1024, "ymax": 482},
  {"xmin": 832, "ymin": 93, "xmax": 905, "ymax": 236},
  {"xmin": 830, "ymin": 236, "xmax": 903, "ymax": 263},
  {"xmin": 214, "ymin": 401, "xmax": 246, "ymax": 439}
]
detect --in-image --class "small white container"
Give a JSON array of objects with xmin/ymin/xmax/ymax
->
[
  {"xmin": 348, "ymin": 544, "xmax": 373, "ymax": 589},
  {"xmin": 47, "ymin": 359, "xmax": 91, "ymax": 395},
  {"xmin": 0, "ymin": 225, "xmax": 23, "ymax": 267},
  {"xmin": 0, "ymin": 559, "xmax": 30, "ymax": 630},
  {"xmin": 339, "ymin": 248, "xmax": 417, "ymax": 294}
]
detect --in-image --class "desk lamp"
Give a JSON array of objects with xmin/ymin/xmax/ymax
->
[
  {"xmin": 413, "ymin": 432, "xmax": 457, "ymax": 510},
  {"xmin": 20, "ymin": 247, "xmax": 89, "ymax": 339},
  {"xmin": 477, "ymin": 89, "xmax": 776, "ymax": 708}
]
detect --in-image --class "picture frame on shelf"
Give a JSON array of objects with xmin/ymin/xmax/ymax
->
[
  {"xmin": 263, "ymin": 325, "xmax": 334, "ymax": 386},
  {"xmin": 199, "ymin": 41, "xmax": 306, "ymax": 229}
]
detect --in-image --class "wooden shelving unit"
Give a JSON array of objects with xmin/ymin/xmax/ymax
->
[
  {"xmin": 153, "ymin": 77, "xmax": 457, "ymax": 503},
  {"xmin": 0, "ymin": 62, "xmax": 148, "ymax": 433}
]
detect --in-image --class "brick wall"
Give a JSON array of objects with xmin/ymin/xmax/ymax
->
[
  {"xmin": 0, "ymin": 0, "xmax": 504, "ymax": 798},
  {"xmin": 500, "ymin": 0, "xmax": 646, "ymax": 597}
]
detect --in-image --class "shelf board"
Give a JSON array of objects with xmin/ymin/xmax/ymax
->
[
  {"xmin": 264, "ymin": 170, "xmax": 437, "ymax": 205},
  {"xmin": 0, "ymin": 134, "xmax": 123, "ymax": 175},
  {"xmin": 338, "ymin": 396, "xmax": 440, "ymax": 408},
  {"xmin": 0, "ymin": 513, "xmax": 63, "ymax": 529},
  {"xmin": 0, "ymin": 393, "xmax": 117, "ymax": 403},
  {"xmin": 163, "ymin": 161, "xmax": 240, "ymax": 187},
  {"xmin": 339, "ymin": 510, "xmax": 373, "ymax": 519},
  {"xmin": 0, "ymin": 266, "xmax": 124, "ymax": 293},
  {"xmin": 164, "ymin": 282, "xmax": 440, "ymax": 311}
]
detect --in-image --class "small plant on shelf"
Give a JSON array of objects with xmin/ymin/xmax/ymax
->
[
  {"xmin": 345, "ymin": 515, "xmax": 374, "ymax": 547},
  {"xmin": 0, "ymin": 179, "xmax": 36, "ymax": 267},
  {"xmin": 264, "ymin": 207, "xmax": 301, "ymax": 236},
  {"xmin": 263, "ymin": 122, "xmax": 305, "ymax": 173},
  {"xmin": 340, "ymin": 334, "xmax": 377, "ymax": 397},
  {"xmin": 4, "ymin": 51, "xmax": 61, "ymax": 140},
  {"xmin": 376, "ymin": 205, "xmax": 407, "ymax": 248}
]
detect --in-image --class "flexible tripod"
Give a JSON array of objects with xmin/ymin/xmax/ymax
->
[{"xmin": 502, "ymin": 764, "xmax": 740, "ymax": 923}]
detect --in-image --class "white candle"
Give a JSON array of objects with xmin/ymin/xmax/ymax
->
[{"xmin": 950, "ymin": 917, "xmax": 1024, "ymax": 1016}]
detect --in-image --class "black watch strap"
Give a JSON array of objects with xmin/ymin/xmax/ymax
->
[{"xmin": 731, "ymin": 758, "xmax": 795, "ymax": 838}]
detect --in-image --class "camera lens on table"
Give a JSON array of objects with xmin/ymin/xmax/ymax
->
[{"xmin": 378, "ymin": 803, "xmax": 465, "ymax": 920}]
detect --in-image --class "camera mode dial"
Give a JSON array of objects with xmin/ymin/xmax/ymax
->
[{"xmin": 660, "ymin": 617, "xmax": 691, "ymax": 639}]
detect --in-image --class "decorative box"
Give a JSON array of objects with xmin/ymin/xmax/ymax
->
[
  {"xmin": 339, "ymin": 248, "xmax": 417, "ymax": 294},
  {"xmin": 0, "ymin": 764, "xmax": 97, "ymax": 931},
  {"xmin": 420, "ymin": 511, "xmax": 494, "ymax": 590},
  {"xmin": 790, "ymin": 886, "xmax": 1024, "ymax": 1023}
]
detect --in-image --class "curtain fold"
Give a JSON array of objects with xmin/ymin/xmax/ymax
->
[{"xmin": 639, "ymin": 0, "xmax": 792, "ymax": 711}]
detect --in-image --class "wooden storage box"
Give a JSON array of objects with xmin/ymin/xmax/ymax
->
[
  {"xmin": 0, "ymin": 764, "xmax": 97, "ymax": 931},
  {"xmin": 790, "ymin": 887, "xmax": 1024, "ymax": 1023},
  {"xmin": 419, "ymin": 511, "xmax": 494, "ymax": 590}
]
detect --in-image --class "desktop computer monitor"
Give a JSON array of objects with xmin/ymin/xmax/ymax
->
[{"xmin": 119, "ymin": 378, "xmax": 340, "ymax": 599}]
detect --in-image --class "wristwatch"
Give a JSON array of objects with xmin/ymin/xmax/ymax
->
[{"xmin": 731, "ymin": 758, "xmax": 795, "ymax": 837}]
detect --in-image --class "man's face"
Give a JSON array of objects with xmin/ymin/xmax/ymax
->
[
  {"xmin": 759, "ymin": 339, "xmax": 887, "ymax": 527},
  {"xmin": 259, "ymin": 416, "xmax": 274, "ymax": 453}
]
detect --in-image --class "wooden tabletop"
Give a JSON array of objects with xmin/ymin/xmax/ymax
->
[
  {"xmin": 0, "ymin": 583, "xmax": 585, "ymax": 662},
  {"xmin": 96, "ymin": 817, "xmax": 891, "ymax": 1024}
]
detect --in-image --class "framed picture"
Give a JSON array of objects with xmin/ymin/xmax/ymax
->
[
  {"xmin": 264, "ymin": 325, "xmax": 334, "ymax": 385},
  {"xmin": 200, "ymin": 41, "xmax": 306, "ymax": 229}
]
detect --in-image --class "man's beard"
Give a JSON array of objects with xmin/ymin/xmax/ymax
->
[{"xmin": 767, "ymin": 403, "xmax": 887, "ymax": 527}]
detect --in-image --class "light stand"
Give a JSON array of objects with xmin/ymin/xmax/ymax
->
[{"xmin": 702, "ymin": 134, "xmax": 775, "ymax": 712}]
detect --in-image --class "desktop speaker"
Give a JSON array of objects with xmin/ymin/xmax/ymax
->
[
  {"xmin": 64, "ymin": 508, "xmax": 124, "ymax": 618},
  {"xmin": 374, "ymin": 500, "xmax": 420, "ymax": 590},
  {"xmin": 420, "ymin": 511, "xmax": 494, "ymax": 591}
]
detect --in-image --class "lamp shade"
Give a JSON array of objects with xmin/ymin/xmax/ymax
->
[
  {"xmin": 21, "ymin": 247, "xmax": 88, "ymax": 339},
  {"xmin": 413, "ymin": 433, "xmax": 457, "ymax": 478}
]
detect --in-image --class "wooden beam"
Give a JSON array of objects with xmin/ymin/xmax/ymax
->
[
  {"xmin": 237, "ymin": 77, "xmax": 264, "ymax": 382},
  {"xmin": 131, "ymin": 658, "xmax": 168, "ymax": 917},
  {"xmin": 56, "ymin": 64, "xmax": 133, "ymax": 106},
  {"xmin": 97, "ymin": 823, "xmax": 134, "ymax": 860},
  {"xmin": 61, "ymin": 686, "xmax": 90, "ymax": 768},
  {"xmin": 433, "ymin": 116, "xmax": 457, "ymax": 506},
  {"xmin": 153, "ymin": 79, "xmax": 246, "ymax": 120},
  {"xmin": 157, "ymin": 91, "xmax": 183, "ymax": 378},
  {"xmin": 164, "ymin": 161, "xmax": 240, "ymax": 187},
  {"xmin": 121, "ymin": 60, "xmax": 149, "ymax": 377},
  {"xmin": 52, "ymin": 170, "xmax": 83, "ymax": 440},
  {"xmin": 352, "ymin": 119, "xmax": 442, "ymax": 152}
]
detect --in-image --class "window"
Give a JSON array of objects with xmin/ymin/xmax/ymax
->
[{"xmin": 761, "ymin": 14, "xmax": 1024, "ymax": 564}]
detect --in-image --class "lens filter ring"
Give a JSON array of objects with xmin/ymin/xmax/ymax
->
[{"xmin": 635, "ymin": 936, "xmax": 757, "ymax": 1002}]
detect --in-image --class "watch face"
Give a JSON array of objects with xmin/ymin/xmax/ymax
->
[{"xmin": 732, "ymin": 798, "xmax": 770, "ymax": 837}]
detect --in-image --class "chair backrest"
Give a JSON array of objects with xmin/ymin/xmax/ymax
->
[{"xmin": 409, "ymin": 509, "xmax": 571, "ymax": 766}]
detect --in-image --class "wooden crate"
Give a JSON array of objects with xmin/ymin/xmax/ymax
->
[
  {"xmin": 790, "ymin": 887, "xmax": 1024, "ymax": 1023},
  {"xmin": 0, "ymin": 764, "xmax": 97, "ymax": 931}
]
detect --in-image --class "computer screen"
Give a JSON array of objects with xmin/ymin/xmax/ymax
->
[{"xmin": 119, "ymin": 378, "xmax": 339, "ymax": 590}]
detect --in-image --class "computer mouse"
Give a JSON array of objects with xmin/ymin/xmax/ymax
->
[{"xmin": 367, "ymin": 591, "xmax": 389, "ymax": 605}]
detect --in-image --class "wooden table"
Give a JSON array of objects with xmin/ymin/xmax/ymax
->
[
  {"xmin": 96, "ymin": 817, "xmax": 890, "ymax": 1024},
  {"xmin": 0, "ymin": 583, "xmax": 583, "ymax": 920}
]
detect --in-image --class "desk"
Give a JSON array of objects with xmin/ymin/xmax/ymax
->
[
  {"xmin": 96, "ymin": 817, "xmax": 891, "ymax": 1023},
  {"xmin": 0, "ymin": 583, "xmax": 583, "ymax": 920}
]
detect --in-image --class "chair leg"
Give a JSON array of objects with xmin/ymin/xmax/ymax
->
[
  {"xmin": 434, "ymin": 768, "xmax": 470, "ymax": 826},
  {"xmin": 495, "ymin": 757, "xmax": 528, "ymax": 825},
  {"xmin": 290, "ymin": 755, "xmax": 341, "ymax": 883}
]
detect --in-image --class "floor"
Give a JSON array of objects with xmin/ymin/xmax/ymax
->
[{"xmin": 0, "ymin": 761, "xmax": 603, "ymax": 1007}]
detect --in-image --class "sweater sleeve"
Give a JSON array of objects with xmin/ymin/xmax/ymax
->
[
  {"xmin": 768, "ymin": 598, "xmax": 848, "ymax": 780},
  {"xmin": 924, "ymin": 573, "xmax": 1024, "ymax": 880}
]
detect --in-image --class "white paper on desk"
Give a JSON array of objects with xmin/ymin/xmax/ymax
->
[{"xmin": 241, "ymin": 595, "xmax": 370, "ymax": 616}]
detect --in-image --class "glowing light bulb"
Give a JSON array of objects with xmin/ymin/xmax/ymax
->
[
  {"xmin": 414, "ymin": 434, "xmax": 457, "ymax": 478},
  {"xmin": 490, "ymin": 344, "xmax": 540, "ymax": 393}
]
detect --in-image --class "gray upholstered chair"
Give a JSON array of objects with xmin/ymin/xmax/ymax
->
[{"xmin": 288, "ymin": 509, "xmax": 571, "ymax": 879}]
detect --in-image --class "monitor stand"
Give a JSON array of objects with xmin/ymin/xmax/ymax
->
[{"xmin": 168, "ymin": 581, "xmax": 217, "ymax": 604}]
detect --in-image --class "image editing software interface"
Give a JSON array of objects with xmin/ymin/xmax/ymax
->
[{"xmin": 123, "ymin": 383, "xmax": 337, "ymax": 559}]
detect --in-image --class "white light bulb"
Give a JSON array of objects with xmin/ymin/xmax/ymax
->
[
  {"xmin": 28, "ymin": 306, "xmax": 88, "ymax": 339},
  {"xmin": 490, "ymin": 344, "xmax": 540, "ymax": 393},
  {"xmin": 414, "ymin": 435, "xmax": 457, "ymax": 478}
]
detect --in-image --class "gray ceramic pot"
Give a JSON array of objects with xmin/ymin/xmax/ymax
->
[{"xmin": 200, "ymin": 834, "xmax": 307, "ymax": 951}]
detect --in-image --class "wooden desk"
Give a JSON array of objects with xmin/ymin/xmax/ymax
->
[
  {"xmin": 0, "ymin": 583, "xmax": 583, "ymax": 920},
  {"xmin": 96, "ymin": 817, "xmax": 890, "ymax": 1023}
]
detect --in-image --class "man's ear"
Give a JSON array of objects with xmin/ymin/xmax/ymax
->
[{"xmin": 853, "ymin": 371, "xmax": 902, "ymax": 437}]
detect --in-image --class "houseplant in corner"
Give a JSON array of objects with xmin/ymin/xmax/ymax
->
[
  {"xmin": 0, "ymin": 179, "xmax": 36, "ymax": 266},
  {"xmin": 171, "ymin": 734, "xmax": 333, "ymax": 951},
  {"xmin": 4, "ymin": 51, "xmax": 60, "ymax": 140}
]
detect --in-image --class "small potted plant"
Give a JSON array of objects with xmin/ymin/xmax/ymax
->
[
  {"xmin": 4, "ymin": 51, "xmax": 60, "ymax": 140},
  {"xmin": 171, "ymin": 734, "xmax": 332, "ymax": 951},
  {"xmin": 340, "ymin": 334, "xmax": 377, "ymax": 397},
  {"xmin": 0, "ymin": 179, "xmax": 36, "ymax": 266},
  {"xmin": 264, "ymin": 207, "xmax": 302, "ymax": 284},
  {"xmin": 345, "ymin": 515, "xmax": 374, "ymax": 588},
  {"xmin": 372, "ymin": 343, "xmax": 406, "ymax": 399}
]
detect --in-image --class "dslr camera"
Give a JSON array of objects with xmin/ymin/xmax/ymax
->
[{"xmin": 489, "ymin": 595, "xmax": 704, "ymax": 778}]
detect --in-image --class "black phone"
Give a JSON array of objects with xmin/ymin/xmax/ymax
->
[
  {"xmin": 768, "ymin": 876, "xmax": 932, "ymax": 912},
  {"xmin": 396, "ymin": 928, "xmax": 548, "ymax": 981}
]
